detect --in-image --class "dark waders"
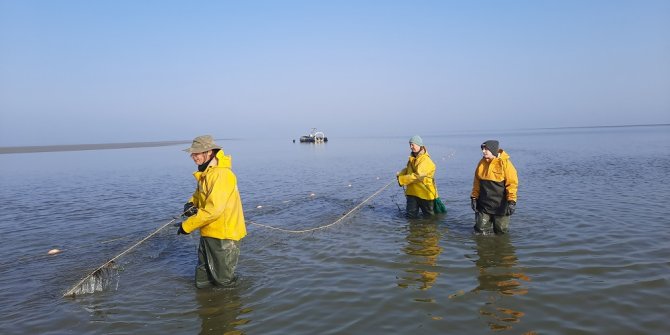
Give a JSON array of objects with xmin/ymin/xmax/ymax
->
[
  {"xmin": 406, "ymin": 195, "xmax": 435, "ymax": 218},
  {"xmin": 196, "ymin": 237, "xmax": 240, "ymax": 288},
  {"xmin": 474, "ymin": 212, "xmax": 511, "ymax": 234}
]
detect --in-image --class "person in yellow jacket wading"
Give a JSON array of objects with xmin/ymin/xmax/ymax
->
[
  {"xmin": 397, "ymin": 135, "xmax": 438, "ymax": 218},
  {"xmin": 470, "ymin": 140, "xmax": 518, "ymax": 234},
  {"xmin": 178, "ymin": 135, "xmax": 247, "ymax": 288}
]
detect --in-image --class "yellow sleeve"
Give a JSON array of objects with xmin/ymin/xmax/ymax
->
[
  {"xmin": 397, "ymin": 161, "xmax": 415, "ymax": 186},
  {"xmin": 398, "ymin": 173, "xmax": 418, "ymax": 186},
  {"xmin": 504, "ymin": 160, "xmax": 518, "ymax": 202}
]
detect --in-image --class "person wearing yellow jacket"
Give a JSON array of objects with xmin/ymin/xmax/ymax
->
[
  {"xmin": 397, "ymin": 135, "xmax": 438, "ymax": 218},
  {"xmin": 178, "ymin": 135, "xmax": 247, "ymax": 288},
  {"xmin": 470, "ymin": 140, "xmax": 518, "ymax": 234}
]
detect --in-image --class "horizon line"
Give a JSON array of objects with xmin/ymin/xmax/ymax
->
[{"xmin": 1, "ymin": 123, "xmax": 668, "ymax": 154}]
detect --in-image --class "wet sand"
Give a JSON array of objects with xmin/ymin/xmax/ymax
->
[{"xmin": 0, "ymin": 140, "xmax": 193, "ymax": 154}]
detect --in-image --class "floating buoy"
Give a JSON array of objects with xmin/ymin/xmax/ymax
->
[
  {"xmin": 48, "ymin": 249, "xmax": 61, "ymax": 255},
  {"xmin": 347, "ymin": 184, "xmax": 352, "ymax": 187},
  {"xmin": 310, "ymin": 193, "xmax": 316, "ymax": 197},
  {"xmin": 256, "ymin": 205, "xmax": 263, "ymax": 209}
]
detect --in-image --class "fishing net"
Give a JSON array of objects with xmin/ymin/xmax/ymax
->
[
  {"xmin": 62, "ymin": 217, "xmax": 179, "ymax": 298},
  {"xmin": 64, "ymin": 262, "xmax": 121, "ymax": 297}
]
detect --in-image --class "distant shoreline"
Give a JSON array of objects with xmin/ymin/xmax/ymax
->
[{"xmin": 0, "ymin": 140, "xmax": 193, "ymax": 154}]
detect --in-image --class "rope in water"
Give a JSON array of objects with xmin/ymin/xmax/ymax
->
[
  {"xmin": 248, "ymin": 180, "xmax": 394, "ymax": 233},
  {"xmin": 62, "ymin": 179, "xmax": 393, "ymax": 297},
  {"xmin": 62, "ymin": 215, "xmax": 180, "ymax": 298}
]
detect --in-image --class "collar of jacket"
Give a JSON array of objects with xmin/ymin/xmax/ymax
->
[
  {"xmin": 411, "ymin": 147, "xmax": 426, "ymax": 158},
  {"xmin": 197, "ymin": 150, "xmax": 217, "ymax": 172},
  {"xmin": 407, "ymin": 151, "xmax": 431, "ymax": 172},
  {"xmin": 193, "ymin": 150, "xmax": 232, "ymax": 178},
  {"xmin": 482, "ymin": 150, "xmax": 510, "ymax": 163}
]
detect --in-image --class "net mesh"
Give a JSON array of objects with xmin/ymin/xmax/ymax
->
[{"xmin": 66, "ymin": 262, "xmax": 120, "ymax": 296}]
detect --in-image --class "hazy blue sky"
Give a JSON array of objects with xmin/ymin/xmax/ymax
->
[{"xmin": 1, "ymin": 0, "xmax": 669, "ymax": 145}]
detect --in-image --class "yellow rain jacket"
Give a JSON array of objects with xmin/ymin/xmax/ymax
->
[
  {"xmin": 182, "ymin": 150, "xmax": 247, "ymax": 241},
  {"xmin": 471, "ymin": 150, "xmax": 518, "ymax": 215},
  {"xmin": 397, "ymin": 149, "xmax": 438, "ymax": 200}
]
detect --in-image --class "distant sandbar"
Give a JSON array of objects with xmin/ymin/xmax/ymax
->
[{"xmin": 0, "ymin": 140, "xmax": 193, "ymax": 154}]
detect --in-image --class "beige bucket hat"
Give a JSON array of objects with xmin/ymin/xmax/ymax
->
[{"xmin": 183, "ymin": 135, "xmax": 222, "ymax": 153}]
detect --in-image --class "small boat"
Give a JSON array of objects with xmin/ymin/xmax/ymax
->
[{"xmin": 299, "ymin": 128, "xmax": 328, "ymax": 143}]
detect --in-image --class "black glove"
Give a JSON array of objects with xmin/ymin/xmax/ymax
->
[
  {"xmin": 470, "ymin": 198, "xmax": 478, "ymax": 212},
  {"xmin": 507, "ymin": 201, "xmax": 516, "ymax": 215},
  {"xmin": 183, "ymin": 202, "xmax": 197, "ymax": 217},
  {"xmin": 177, "ymin": 223, "xmax": 189, "ymax": 235}
]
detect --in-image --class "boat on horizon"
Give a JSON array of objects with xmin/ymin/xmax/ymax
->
[{"xmin": 299, "ymin": 128, "xmax": 328, "ymax": 143}]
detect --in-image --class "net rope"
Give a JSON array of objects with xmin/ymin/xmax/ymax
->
[{"xmin": 248, "ymin": 180, "xmax": 393, "ymax": 233}]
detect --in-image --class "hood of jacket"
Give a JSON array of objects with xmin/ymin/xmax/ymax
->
[{"xmin": 213, "ymin": 149, "xmax": 232, "ymax": 169}]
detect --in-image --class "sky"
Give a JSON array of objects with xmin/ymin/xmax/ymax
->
[{"xmin": 1, "ymin": 0, "xmax": 669, "ymax": 146}]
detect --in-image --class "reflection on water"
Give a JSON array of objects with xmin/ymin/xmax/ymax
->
[
  {"xmin": 472, "ymin": 235, "xmax": 530, "ymax": 332},
  {"xmin": 397, "ymin": 218, "xmax": 444, "ymax": 291},
  {"xmin": 196, "ymin": 287, "xmax": 251, "ymax": 335}
]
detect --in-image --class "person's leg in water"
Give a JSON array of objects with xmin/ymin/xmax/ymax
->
[
  {"xmin": 208, "ymin": 239, "xmax": 240, "ymax": 287},
  {"xmin": 474, "ymin": 212, "xmax": 495, "ymax": 234},
  {"xmin": 406, "ymin": 195, "xmax": 421, "ymax": 219},
  {"xmin": 417, "ymin": 198, "xmax": 435, "ymax": 217},
  {"xmin": 196, "ymin": 237, "xmax": 213, "ymax": 288},
  {"xmin": 196, "ymin": 237, "xmax": 240, "ymax": 288},
  {"xmin": 492, "ymin": 215, "xmax": 511, "ymax": 234}
]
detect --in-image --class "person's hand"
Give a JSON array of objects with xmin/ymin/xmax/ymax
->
[
  {"xmin": 507, "ymin": 201, "xmax": 516, "ymax": 215},
  {"xmin": 470, "ymin": 198, "xmax": 478, "ymax": 212},
  {"xmin": 183, "ymin": 202, "xmax": 197, "ymax": 217},
  {"xmin": 177, "ymin": 223, "xmax": 189, "ymax": 235}
]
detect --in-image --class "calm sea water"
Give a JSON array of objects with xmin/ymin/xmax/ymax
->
[{"xmin": 1, "ymin": 125, "xmax": 669, "ymax": 334}]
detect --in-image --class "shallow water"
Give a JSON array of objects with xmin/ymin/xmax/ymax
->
[{"xmin": 1, "ymin": 125, "xmax": 669, "ymax": 334}]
